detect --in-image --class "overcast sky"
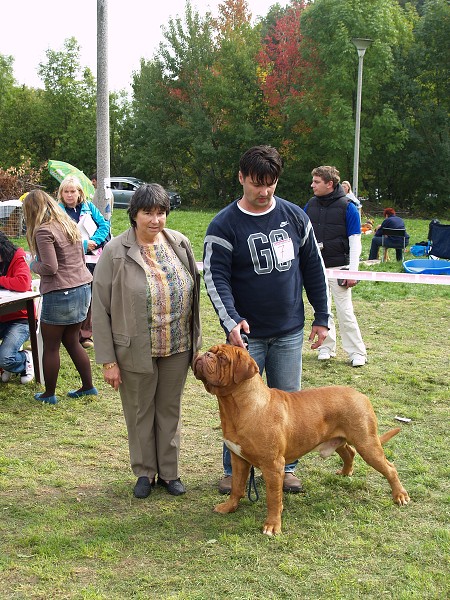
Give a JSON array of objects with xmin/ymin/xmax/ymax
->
[{"xmin": 1, "ymin": 0, "xmax": 290, "ymax": 92}]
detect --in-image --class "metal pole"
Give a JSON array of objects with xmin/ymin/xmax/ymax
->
[
  {"xmin": 96, "ymin": 0, "xmax": 112, "ymax": 220},
  {"xmin": 351, "ymin": 38, "xmax": 372, "ymax": 199},
  {"xmin": 352, "ymin": 54, "xmax": 364, "ymax": 198}
]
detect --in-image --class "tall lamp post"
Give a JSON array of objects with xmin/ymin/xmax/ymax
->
[
  {"xmin": 351, "ymin": 37, "xmax": 372, "ymax": 199},
  {"xmin": 97, "ymin": 0, "xmax": 111, "ymax": 220}
]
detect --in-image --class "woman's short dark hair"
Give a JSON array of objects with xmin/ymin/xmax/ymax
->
[
  {"xmin": 0, "ymin": 231, "xmax": 17, "ymax": 276},
  {"xmin": 239, "ymin": 145, "xmax": 283, "ymax": 186},
  {"xmin": 128, "ymin": 183, "xmax": 171, "ymax": 227}
]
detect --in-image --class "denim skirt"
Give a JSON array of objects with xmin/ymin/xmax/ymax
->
[{"xmin": 40, "ymin": 283, "xmax": 91, "ymax": 325}]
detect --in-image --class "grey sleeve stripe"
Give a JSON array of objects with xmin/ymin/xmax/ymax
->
[
  {"xmin": 203, "ymin": 238, "xmax": 237, "ymax": 333},
  {"xmin": 299, "ymin": 220, "xmax": 310, "ymax": 247},
  {"xmin": 299, "ymin": 219, "xmax": 320, "ymax": 247},
  {"xmin": 204, "ymin": 234, "xmax": 233, "ymax": 252},
  {"xmin": 303, "ymin": 220, "xmax": 324, "ymax": 256}
]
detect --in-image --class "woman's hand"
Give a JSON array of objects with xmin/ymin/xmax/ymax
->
[
  {"xmin": 87, "ymin": 240, "xmax": 97, "ymax": 252},
  {"xmin": 102, "ymin": 363, "xmax": 122, "ymax": 390}
]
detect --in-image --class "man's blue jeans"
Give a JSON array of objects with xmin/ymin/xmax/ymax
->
[
  {"xmin": 0, "ymin": 321, "xmax": 30, "ymax": 373},
  {"xmin": 223, "ymin": 328, "xmax": 304, "ymax": 476}
]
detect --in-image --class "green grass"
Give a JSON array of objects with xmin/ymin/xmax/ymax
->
[{"xmin": 0, "ymin": 209, "xmax": 449, "ymax": 599}]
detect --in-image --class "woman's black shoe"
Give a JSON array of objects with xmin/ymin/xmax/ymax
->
[
  {"xmin": 157, "ymin": 477, "xmax": 186, "ymax": 496},
  {"xmin": 133, "ymin": 476, "xmax": 152, "ymax": 498}
]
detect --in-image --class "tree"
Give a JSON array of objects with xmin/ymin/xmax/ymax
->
[
  {"xmin": 128, "ymin": 4, "xmax": 216, "ymax": 199},
  {"xmin": 0, "ymin": 54, "xmax": 15, "ymax": 113},
  {"xmin": 387, "ymin": 0, "xmax": 449, "ymax": 212},
  {"xmin": 257, "ymin": 0, "xmax": 416, "ymax": 202},
  {"xmin": 0, "ymin": 54, "xmax": 16, "ymax": 166},
  {"xmin": 37, "ymin": 37, "xmax": 97, "ymax": 175},
  {"xmin": 109, "ymin": 90, "xmax": 132, "ymax": 175},
  {"xmin": 128, "ymin": 0, "xmax": 264, "ymax": 206},
  {"xmin": 0, "ymin": 54, "xmax": 49, "ymax": 171},
  {"xmin": 256, "ymin": 0, "xmax": 314, "ymax": 182}
]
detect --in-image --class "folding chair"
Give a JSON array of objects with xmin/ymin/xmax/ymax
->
[
  {"xmin": 427, "ymin": 222, "xmax": 450, "ymax": 260},
  {"xmin": 381, "ymin": 227, "xmax": 407, "ymax": 262}
]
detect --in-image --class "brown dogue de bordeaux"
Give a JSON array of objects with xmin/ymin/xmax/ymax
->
[{"xmin": 193, "ymin": 344, "xmax": 410, "ymax": 536}]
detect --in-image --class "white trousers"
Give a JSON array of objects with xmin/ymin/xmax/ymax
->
[{"xmin": 320, "ymin": 278, "xmax": 366, "ymax": 360}]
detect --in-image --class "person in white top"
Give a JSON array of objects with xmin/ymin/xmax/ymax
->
[{"xmin": 342, "ymin": 180, "xmax": 362, "ymax": 211}]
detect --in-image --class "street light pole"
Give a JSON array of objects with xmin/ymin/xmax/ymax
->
[
  {"xmin": 97, "ymin": 0, "xmax": 112, "ymax": 220},
  {"xmin": 351, "ymin": 38, "xmax": 372, "ymax": 199}
]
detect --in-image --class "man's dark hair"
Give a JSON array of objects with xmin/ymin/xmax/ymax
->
[
  {"xmin": 239, "ymin": 145, "xmax": 283, "ymax": 185},
  {"xmin": 128, "ymin": 183, "xmax": 170, "ymax": 227},
  {"xmin": 91, "ymin": 172, "xmax": 97, "ymax": 181},
  {"xmin": 0, "ymin": 231, "xmax": 18, "ymax": 276}
]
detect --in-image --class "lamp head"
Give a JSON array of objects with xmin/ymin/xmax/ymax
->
[{"xmin": 352, "ymin": 38, "xmax": 373, "ymax": 58}]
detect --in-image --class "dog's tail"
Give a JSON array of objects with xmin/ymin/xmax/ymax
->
[{"xmin": 379, "ymin": 427, "xmax": 401, "ymax": 445}]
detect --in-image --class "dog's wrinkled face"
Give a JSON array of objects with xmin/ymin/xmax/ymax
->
[{"xmin": 193, "ymin": 344, "xmax": 259, "ymax": 395}]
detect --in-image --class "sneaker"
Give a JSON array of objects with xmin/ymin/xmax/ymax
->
[
  {"xmin": 20, "ymin": 351, "xmax": 34, "ymax": 384},
  {"xmin": 351, "ymin": 355, "xmax": 366, "ymax": 367},
  {"xmin": 1, "ymin": 370, "xmax": 13, "ymax": 383},
  {"xmin": 218, "ymin": 475, "xmax": 232, "ymax": 495},
  {"xmin": 318, "ymin": 351, "xmax": 335, "ymax": 361}
]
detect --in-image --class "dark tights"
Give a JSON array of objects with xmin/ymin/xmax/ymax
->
[{"xmin": 40, "ymin": 321, "xmax": 93, "ymax": 398}]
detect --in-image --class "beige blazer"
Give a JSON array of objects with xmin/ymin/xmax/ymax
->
[{"xmin": 92, "ymin": 227, "xmax": 201, "ymax": 373}]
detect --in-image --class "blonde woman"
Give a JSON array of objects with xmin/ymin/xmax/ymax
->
[
  {"xmin": 23, "ymin": 191, "xmax": 97, "ymax": 404},
  {"xmin": 57, "ymin": 175, "xmax": 110, "ymax": 349},
  {"xmin": 341, "ymin": 181, "xmax": 361, "ymax": 208}
]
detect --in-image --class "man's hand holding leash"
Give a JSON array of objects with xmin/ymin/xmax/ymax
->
[{"xmin": 230, "ymin": 321, "xmax": 328, "ymax": 352}]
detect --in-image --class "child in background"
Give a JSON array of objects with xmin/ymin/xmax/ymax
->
[{"xmin": 0, "ymin": 231, "xmax": 34, "ymax": 384}]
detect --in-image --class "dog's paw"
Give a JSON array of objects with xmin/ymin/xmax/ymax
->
[
  {"xmin": 214, "ymin": 500, "xmax": 239, "ymax": 514},
  {"xmin": 393, "ymin": 490, "xmax": 410, "ymax": 506},
  {"xmin": 336, "ymin": 467, "xmax": 353, "ymax": 476},
  {"xmin": 262, "ymin": 520, "xmax": 282, "ymax": 536}
]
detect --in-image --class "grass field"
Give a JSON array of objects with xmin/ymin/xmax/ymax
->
[{"xmin": 0, "ymin": 208, "xmax": 449, "ymax": 599}]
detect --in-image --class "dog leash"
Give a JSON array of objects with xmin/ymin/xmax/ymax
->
[
  {"xmin": 240, "ymin": 334, "xmax": 260, "ymax": 503},
  {"xmin": 247, "ymin": 465, "xmax": 259, "ymax": 502}
]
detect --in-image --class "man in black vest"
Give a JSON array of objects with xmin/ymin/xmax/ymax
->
[{"xmin": 304, "ymin": 166, "xmax": 367, "ymax": 367}]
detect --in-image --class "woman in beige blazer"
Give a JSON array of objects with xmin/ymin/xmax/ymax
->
[{"xmin": 92, "ymin": 184, "xmax": 201, "ymax": 499}]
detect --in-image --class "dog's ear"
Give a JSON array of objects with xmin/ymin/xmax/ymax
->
[{"xmin": 233, "ymin": 349, "xmax": 259, "ymax": 384}]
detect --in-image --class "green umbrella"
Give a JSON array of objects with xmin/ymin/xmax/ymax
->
[{"xmin": 48, "ymin": 160, "xmax": 95, "ymax": 201}]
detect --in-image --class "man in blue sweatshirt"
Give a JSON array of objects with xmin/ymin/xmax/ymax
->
[{"xmin": 203, "ymin": 145, "xmax": 331, "ymax": 494}]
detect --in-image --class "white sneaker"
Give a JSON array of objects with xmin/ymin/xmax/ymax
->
[
  {"xmin": 20, "ymin": 351, "xmax": 34, "ymax": 384},
  {"xmin": 1, "ymin": 370, "xmax": 13, "ymax": 383},
  {"xmin": 351, "ymin": 355, "xmax": 366, "ymax": 367},
  {"xmin": 318, "ymin": 351, "xmax": 335, "ymax": 361}
]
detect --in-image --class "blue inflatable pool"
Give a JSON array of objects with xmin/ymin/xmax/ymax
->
[{"xmin": 403, "ymin": 259, "xmax": 450, "ymax": 275}]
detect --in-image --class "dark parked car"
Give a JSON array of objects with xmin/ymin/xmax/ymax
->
[{"xmin": 109, "ymin": 177, "xmax": 181, "ymax": 210}]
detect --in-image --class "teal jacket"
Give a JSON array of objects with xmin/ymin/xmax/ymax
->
[{"xmin": 59, "ymin": 200, "xmax": 110, "ymax": 254}]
